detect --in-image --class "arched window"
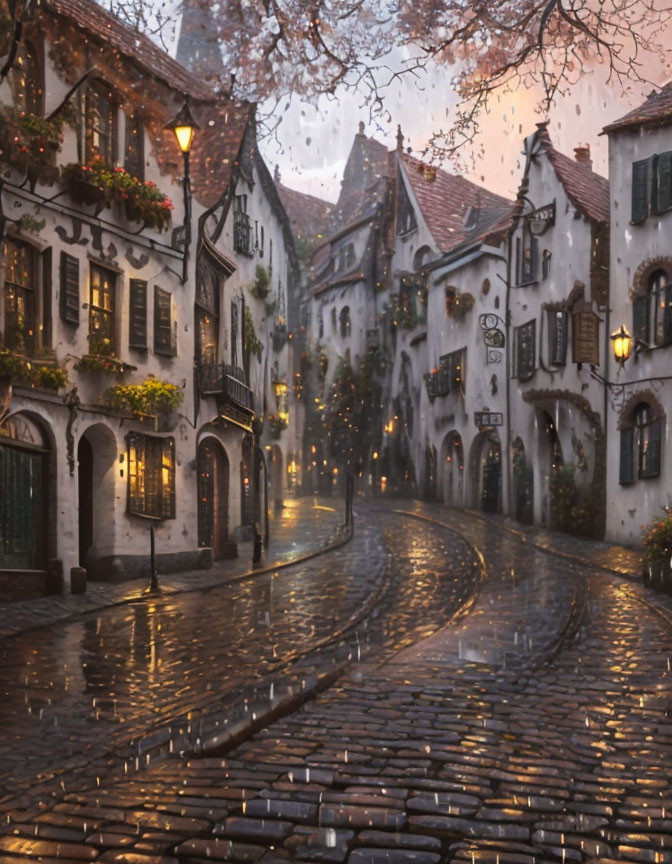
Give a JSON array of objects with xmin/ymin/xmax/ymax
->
[
  {"xmin": 620, "ymin": 401, "xmax": 662, "ymax": 484},
  {"xmin": 339, "ymin": 306, "xmax": 351, "ymax": 339},
  {"xmin": 633, "ymin": 268, "xmax": 672, "ymax": 347}
]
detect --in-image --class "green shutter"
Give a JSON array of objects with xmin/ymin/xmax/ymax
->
[
  {"xmin": 619, "ymin": 426, "xmax": 634, "ymax": 484},
  {"xmin": 129, "ymin": 280, "xmax": 147, "ymax": 350},
  {"xmin": 642, "ymin": 419, "xmax": 662, "ymax": 479},
  {"xmin": 41, "ymin": 248, "xmax": 52, "ymax": 348},
  {"xmin": 633, "ymin": 293, "xmax": 649, "ymax": 344},
  {"xmin": 655, "ymin": 151, "xmax": 672, "ymax": 213},
  {"xmin": 154, "ymin": 286, "xmax": 175, "ymax": 356},
  {"xmin": 631, "ymin": 159, "xmax": 649, "ymax": 223},
  {"xmin": 59, "ymin": 252, "xmax": 80, "ymax": 325}
]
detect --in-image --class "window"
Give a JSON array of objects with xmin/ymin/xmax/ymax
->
[
  {"xmin": 515, "ymin": 320, "xmax": 536, "ymax": 378},
  {"xmin": 632, "ymin": 153, "xmax": 672, "ymax": 222},
  {"xmin": 233, "ymin": 195, "xmax": 252, "ymax": 254},
  {"xmin": 129, "ymin": 280, "xmax": 147, "ymax": 350},
  {"xmin": 330, "ymin": 307, "xmax": 337, "ymax": 332},
  {"xmin": 542, "ymin": 250, "xmax": 552, "ymax": 280},
  {"xmin": 127, "ymin": 433, "xmax": 176, "ymax": 519},
  {"xmin": 318, "ymin": 313, "xmax": 324, "ymax": 339},
  {"xmin": 85, "ymin": 82, "xmax": 115, "ymax": 164},
  {"xmin": 548, "ymin": 309, "xmax": 568, "ymax": 365},
  {"xmin": 89, "ymin": 264, "xmax": 116, "ymax": 355},
  {"xmin": 518, "ymin": 221, "xmax": 538, "ymax": 284},
  {"xmin": 195, "ymin": 258, "xmax": 221, "ymax": 365},
  {"xmin": 620, "ymin": 403, "xmax": 662, "ymax": 484},
  {"xmin": 437, "ymin": 348, "xmax": 465, "ymax": 397},
  {"xmin": 572, "ymin": 308, "xmax": 599, "ymax": 364},
  {"xmin": 633, "ymin": 269, "xmax": 672, "ymax": 347},
  {"xmin": 3, "ymin": 238, "xmax": 35, "ymax": 355},
  {"xmin": 124, "ymin": 110, "xmax": 144, "ymax": 180},
  {"xmin": 396, "ymin": 175, "xmax": 417, "ymax": 235},
  {"xmin": 339, "ymin": 306, "xmax": 351, "ymax": 339},
  {"xmin": 154, "ymin": 287, "xmax": 176, "ymax": 356},
  {"xmin": 15, "ymin": 41, "xmax": 43, "ymax": 116}
]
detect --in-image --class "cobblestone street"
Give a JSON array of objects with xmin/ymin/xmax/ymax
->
[{"xmin": 1, "ymin": 498, "xmax": 671, "ymax": 863}]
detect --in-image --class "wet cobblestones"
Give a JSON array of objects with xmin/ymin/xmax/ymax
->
[{"xmin": 1, "ymin": 499, "xmax": 671, "ymax": 863}]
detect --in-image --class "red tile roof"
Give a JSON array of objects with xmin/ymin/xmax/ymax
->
[
  {"xmin": 275, "ymin": 182, "xmax": 334, "ymax": 245},
  {"xmin": 603, "ymin": 83, "xmax": 672, "ymax": 135},
  {"xmin": 43, "ymin": 0, "xmax": 215, "ymax": 100},
  {"xmin": 400, "ymin": 153, "xmax": 512, "ymax": 254},
  {"xmin": 538, "ymin": 130, "xmax": 609, "ymax": 223}
]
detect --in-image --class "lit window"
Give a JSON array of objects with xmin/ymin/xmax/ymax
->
[{"xmin": 127, "ymin": 433, "xmax": 176, "ymax": 519}]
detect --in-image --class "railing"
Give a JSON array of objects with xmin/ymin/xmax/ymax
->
[
  {"xmin": 233, "ymin": 211, "xmax": 252, "ymax": 255},
  {"xmin": 198, "ymin": 363, "xmax": 254, "ymax": 411}
]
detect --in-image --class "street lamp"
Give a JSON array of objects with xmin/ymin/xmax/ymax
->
[
  {"xmin": 611, "ymin": 324, "xmax": 633, "ymax": 367},
  {"xmin": 165, "ymin": 100, "xmax": 200, "ymax": 283}
]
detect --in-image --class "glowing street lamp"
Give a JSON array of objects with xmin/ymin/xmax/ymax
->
[{"xmin": 165, "ymin": 100, "xmax": 200, "ymax": 283}]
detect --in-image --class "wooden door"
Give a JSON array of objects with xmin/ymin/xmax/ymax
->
[
  {"xmin": 198, "ymin": 439, "xmax": 229, "ymax": 559},
  {"xmin": 0, "ymin": 443, "xmax": 45, "ymax": 570}
]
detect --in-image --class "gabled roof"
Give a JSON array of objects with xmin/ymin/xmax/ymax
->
[
  {"xmin": 537, "ymin": 129, "xmax": 609, "ymax": 223},
  {"xmin": 42, "ymin": 0, "xmax": 214, "ymax": 100},
  {"xmin": 332, "ymin": 130, "xmax": 390, "ymax": 230},
  {"xmin": 275, "ymin": 182, "xmax": 334, "ymax": 246},
  {"xmin": 400, "ymin": 153, "xmax": 513, "ymax": 254},
  {"xmin": 603, "ymin": 83, "xmax": 672, "ymax": 135}
]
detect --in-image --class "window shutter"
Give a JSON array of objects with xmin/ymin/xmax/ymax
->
[
  {"xmin": 619, "ymin": 426, "xmax": 634, "ymax": 484},
  {"xmin": 655, "ymin": 151, "xmax": 672, "ymax": 213},
  {"xmin": 530, "ymin": 236, "xmax": 539, "ymax": 281},
  {"xmin": 633, "ymin": 293, "xmax": 650, "ymax": 344},
  {"xmin": 161, "ymin": 438, "xmax": 176, "ymax": 518},
  {"xmin": 41, "ymin": 248, "xmax": 52, "ymax": 348},
  {"xmin": 631, "ymin": 159, "xmax": 649, "ymax": 223},
  {"xmin": 572, "ymin": 310, "xmax": 599, "ymax": 364},
  {"xmin": 548, "ymin": 310, "xmax": 568, "ymax": 365},
  {"xmin": 642, "ymin": 419, "xmax": 662, "ymax": 479},
  {"xmin": 154, "ymin": 287, "xmax": 175, "ymax": 356},
  {"xmin": 129, "ymin": 280, "xmax": 147, "ymax": 350},
  {"xmin": 59, "ymin": 252, "xmax": 79, "ymax": 325}
]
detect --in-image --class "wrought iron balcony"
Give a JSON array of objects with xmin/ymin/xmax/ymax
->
[{"xmin": 198, "ymin": 363, "xmax": 254, "ymax": 412}]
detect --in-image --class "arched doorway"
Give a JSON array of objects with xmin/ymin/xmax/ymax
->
[
  {"xmin": 78, "ymin": 424, "xmax": 117, "ymax": 574},
  {"xmin": 512, "ymin": 437, "xmax": 533, "ymax": 524},
  {"xmin": 440, "ymin": 431, "xmax": 464, "ymax": 506},
  {"xmin": 421, "ymin": 444, "xmax": 437, "ymax": 500},
  {"xmin": 0, "ymin": 412, "xmax": 50, "ymax": 571},
  {"xmin": 270, "ymin": 445, "xmax": 283, "ymax": 510},
  {"xmin": 197, "ymin": 437, "xmax": 231, "ymax": 559},
  {"xmin": 539, "ymin": 410, "xmax": 564, "ymax": 530},
  {"xmin": 473, "ymin": 430, "xmax": 502, "ymax": 513}
]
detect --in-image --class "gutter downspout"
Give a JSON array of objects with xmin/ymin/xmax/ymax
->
[{"xmin": 505, "ymin": 234, "xmax": 512, "ymax": 517}]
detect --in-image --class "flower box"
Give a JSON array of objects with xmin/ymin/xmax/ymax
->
[
  {"xmin": 74, "ymin": 354, "xmax": 132, "ymax": 377},
  {"xmin": 68, "ymin": 177, "xmax": 108, "ymax": 208}
]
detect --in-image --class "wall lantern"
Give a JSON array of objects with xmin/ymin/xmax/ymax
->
[{"xmin": 610, "ymin": 324, "xmax": 633, "ymax": 367}]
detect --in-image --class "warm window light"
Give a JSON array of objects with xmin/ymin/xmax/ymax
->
[
  {"xmin": 165, "ymin": 100, "xmax": 200, "ymax": 155},
  {"xmin": 611, "ymin": 324, "xmax": 633, "ymax": 366}
]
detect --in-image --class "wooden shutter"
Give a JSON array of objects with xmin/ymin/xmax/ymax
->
[
  {"xmin": 572, "ymin": 310, "xmax": 599, "ymax": 364},
  {"xmin": 619, "ymin": 426, "xmax": 634, "ymax": 484},
  {"xmin": 41, "ymin": 248, "xmax": 52, "ymax": 348},
  {"xmin": 631, "ymin": 159, "xmax": 649, "ymax": 223},
  {"xmin": 642, "ymin": 419, "xmax": 662, "ymax": 479},
  {"xmin": 59, "ymin": 252, "xmax": 79, "ymax": 324},
  {"xmin": 154, "ymin": 286, "xmax": 175, "ymax": 356},
  {"xmin": 516, "ymin": 320, "xmax": 536, "ymax": 377},
  {"xmin": 129, "ymin": 279, "xmax": 147, "ymax": 350},
  {"xmin": 161, "ymin": 438, "xmax": 176, "ymax": 519},
  {"xmin": 655, "ymin": 151, "xmax": 672, "ymax": 213},
  {"xmin": 633, "ymin": 293, "xmax": 649, "ymax": 344}
]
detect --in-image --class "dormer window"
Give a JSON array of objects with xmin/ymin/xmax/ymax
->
[
  {"xmin": 397, "ymin": 175, "xmax": 417, "ymax": 235},
  {"xmin": 85, "ymin": 81, "xmax": 116, "ymax": 164}
]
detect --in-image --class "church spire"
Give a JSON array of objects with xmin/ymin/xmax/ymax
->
[{"xmin": 176, "ymin": 0, "xmax": 225, "ymax": 82}]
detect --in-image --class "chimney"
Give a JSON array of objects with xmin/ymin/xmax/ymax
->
[
  {"xmin": 574, "ymin": 145, "xmax": 592, "ymax": 170},
  {"xmin": 274, "ymin": 164, "xmax": 281, "ymax": 183},
  {"xmin": 396, "ymin": 124, "xmax": 404, "ymax": 152},
  {"xmin": 358, "ymin": 121, "xmax": 366, "ymax": 136}
]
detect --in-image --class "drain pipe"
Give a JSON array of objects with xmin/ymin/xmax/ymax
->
[{"xmin": 504, "ymin": 233, "xmax": 513, "ymax": 517}]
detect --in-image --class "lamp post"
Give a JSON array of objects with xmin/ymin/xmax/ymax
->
[
  {"xmin": 165, "ymin": 100, "xmax": 200, "ymax": 284},
  {"xmin": 611, "ymin": 324, "xmax": 633, "ymax": 367}
]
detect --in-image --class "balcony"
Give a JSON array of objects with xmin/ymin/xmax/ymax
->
[{"xmin": 198, "ymin": 363, "xmax": 254, "ymax": 412}]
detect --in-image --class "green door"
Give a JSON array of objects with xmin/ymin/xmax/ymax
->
[{"xmin": 0, "ymin": 444, "xmax": 45, "ymax": 570}]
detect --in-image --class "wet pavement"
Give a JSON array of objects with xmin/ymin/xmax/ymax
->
[{"xmin": 0, "ymin": 498, "xmax": 671, "ymax": 864}]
